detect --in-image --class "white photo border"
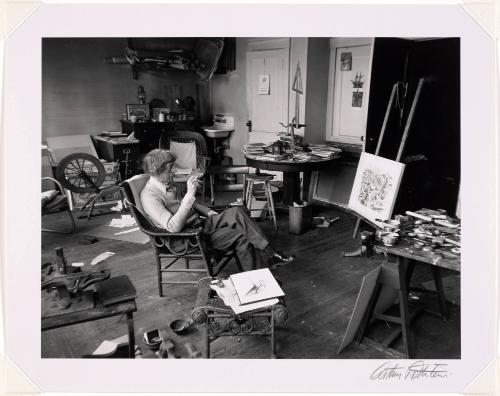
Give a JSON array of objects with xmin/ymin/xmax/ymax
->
[{"xmin": 2, "ymin": 3, "xmax": 497, "ymax": 393}]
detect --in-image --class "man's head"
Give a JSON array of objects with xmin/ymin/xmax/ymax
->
[{"xmin": 142, "ymin": 149, "xmax": 177, "ymax": 186}]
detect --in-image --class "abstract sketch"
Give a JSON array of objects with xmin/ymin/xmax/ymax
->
[{"xmin": 348, "ymin": 153, "xmax": 405, "ymax": 223}]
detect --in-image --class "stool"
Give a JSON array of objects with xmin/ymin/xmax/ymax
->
[
  {"xmin": 208, "ymin": 165, "xmax": 250, "ymax": 206},
  {"xmin": 245, "ymin": 173, "xmax": 277, "ymax": 230},
  {"xmin": 192, "ymin": 277, "xmax": 288, "ymax": 358}
]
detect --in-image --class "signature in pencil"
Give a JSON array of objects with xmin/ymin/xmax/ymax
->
[{"xmin": 370, "ymin": 361, "xmax": 449, "ymax": 380}]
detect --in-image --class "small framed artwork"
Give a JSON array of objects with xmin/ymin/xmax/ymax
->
[
  {"xmin": 126, "ymin": 104, "xmax": 150, "ymax": 121},
  {"xmin": 340, "ymin": 52, "xmax": 352, "ymax": 71},
  {"xmin": 352, "ymin": 90, "xmax": 363, "ymax": 107}
]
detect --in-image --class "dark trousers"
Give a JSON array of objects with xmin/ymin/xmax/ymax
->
[{"xmin": 204, "ymin": 206, "xmax": 273, "ymax": 270}]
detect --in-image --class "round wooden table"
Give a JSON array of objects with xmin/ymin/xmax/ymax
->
[{"xmin": 245, "ymin": 155, "xmax": 341, "ymax": 205}]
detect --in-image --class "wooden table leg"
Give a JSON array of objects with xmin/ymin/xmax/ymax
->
[
  {"xmin": 126, "ymin": 312, "xmax": 135, "ymax": 359},
  {"xmin": 282, "ymin": 172, "xmax": 301, "ymax": 205},
  {"xmin": 398, "ymin": 258, "xmax": 413, "ymax": 358},
  {"xmin": 432, "ymin": 266, "xmax": 449, "ymax": 319}
]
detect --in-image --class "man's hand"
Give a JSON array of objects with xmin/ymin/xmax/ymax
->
[
  {"xmin": 186, "ymin": 176, "xmax": 200, "ymax": 196},
  {"xmin": 207, "ymin": 210, "xmax": 218, "ymax": 217}
]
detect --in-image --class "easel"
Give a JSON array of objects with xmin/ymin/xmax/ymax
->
[{"xmin": 351, "ymin": 77, "xmax": 425, "ymax": 240}]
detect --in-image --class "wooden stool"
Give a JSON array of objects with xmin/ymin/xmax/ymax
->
[
  {"xmin": 192, "ymin": 277, "xmax": 288, "ymax": 358},
  {"xmin": 245, "ymin": 173, "xmax": 277, "ymax": 230}
]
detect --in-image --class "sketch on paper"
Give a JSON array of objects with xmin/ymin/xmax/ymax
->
[
  {"xmin": 348, "ymin": 152, "xmax": 405, "ymax": 223},
  {"xmin": 357, "ymin": 168, "xmax": 392, "ymax": 212}
]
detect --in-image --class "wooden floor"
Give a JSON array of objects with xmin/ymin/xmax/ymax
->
[{"xmin": 41, "ymin": 195, "xmax": 461, "ymax": 359}]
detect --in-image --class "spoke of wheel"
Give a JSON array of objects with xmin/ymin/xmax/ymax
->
[
  {"xmin": 67, "ymin": 162, "xmax": 80, "ymax": 172},
  {"xmin": 74, "ymin": 159, "xmax": 84, "ymax": 172}
]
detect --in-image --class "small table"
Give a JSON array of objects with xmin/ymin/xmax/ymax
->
[
  {"xmin": 245, "ymin": 155, "xmax": 340, "ymax": 205},
  {"xmin": 356, "ymin": 239, "xmax": 460, "ymax": 358},
  {"xmin": 42, "ymin": 285, "xmax": 137, "ymax": 358}
]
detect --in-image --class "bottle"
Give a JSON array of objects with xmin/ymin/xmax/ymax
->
[{"xmin": 54, "ymin": 247, "xmax": 67, "ymax": 274}]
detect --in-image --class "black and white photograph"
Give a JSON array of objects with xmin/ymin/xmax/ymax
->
[
  {"xmin": 40, "ymin": 35, "xmax": 462, "ymax": 361},
  {"xmin": 3, "ymin": 3, "xmax": 498, "ymax": 394}
]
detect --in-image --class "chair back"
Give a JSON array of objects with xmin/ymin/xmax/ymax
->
[
  {"xmin": 120, "ymin": 174, "xmax": 149, "ymax": 214},
  {"xmin": 120, "ymin": 175, "xmax": 164, "ymax": 236},
  {"xmin": 159, "ymin": 131, "xmax": 209, "ymax": 170}
]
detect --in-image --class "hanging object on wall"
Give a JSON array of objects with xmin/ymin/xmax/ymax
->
[
  {"xmin": 351, "ymin": 73, "xmax": 364, "ymax": 108},
  {"xmin": 258, "ymin": 74, "xmax": 270, "ymax": 95},
  {"xmin": 352, "ymin": 90, "xmax": 363, "ymax": 108},
  {"xmin": 340, "ymin": 52, "xmax": 352, "ymax": 71}
]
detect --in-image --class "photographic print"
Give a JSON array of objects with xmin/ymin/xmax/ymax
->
[{"xmin": 3, "ymin": 3, "xmax": 498, "ymax": 395}]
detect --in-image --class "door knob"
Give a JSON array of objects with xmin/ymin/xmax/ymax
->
[{"xmin": 246, "ymin": 120, "xmax": 252, "ymax": 132}]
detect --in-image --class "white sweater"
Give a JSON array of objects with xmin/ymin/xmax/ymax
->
[{"xmin": 140, "ymin": 177, "xmax": 196, "ymax": 233}]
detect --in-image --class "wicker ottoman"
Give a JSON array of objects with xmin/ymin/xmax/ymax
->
[{"xmin": 191, "ymin": 276, "xmax": 288, "ymax": 358}]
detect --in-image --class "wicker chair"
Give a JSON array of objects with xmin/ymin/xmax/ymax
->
[
  {"xmin": 159, "ymin": 131, "xmax": 210, "ymax": 202},
  {"xmin": 42, "ymin": 177, "xmax": 76, "ymax": 234},
  {"xmin": 120, "ymin": 175, "xmax": 243, "ymax": 297}
]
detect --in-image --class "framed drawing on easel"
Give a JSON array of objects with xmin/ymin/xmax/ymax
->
[{"xmin": 347, "ymin": 152, "xmax": 405, "ymax": 224}]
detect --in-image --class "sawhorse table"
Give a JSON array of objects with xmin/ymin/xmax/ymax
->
[{"xmin": 355, "ymin": 239, "xmax": 460, "ymax": 358}]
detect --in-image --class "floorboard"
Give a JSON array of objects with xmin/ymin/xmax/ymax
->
[{"xmin": 41, "ymin": 194, "xmax": 460, "ymax": 359}]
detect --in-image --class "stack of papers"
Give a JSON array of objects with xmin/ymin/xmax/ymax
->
[
  {"xmin": 243, "ymin": 143, "xmax": 268, "ymax": 156},
  {"xmin": 210, "ymin": 268, "xmax": 284, "ymax": 314},
  {"xmin": 308, "ymin": 144, "xmax": 342, "ymax": 159},
  {"xmin": 109, "ymin": 214, "xmax": 136, "ymax": 228}
]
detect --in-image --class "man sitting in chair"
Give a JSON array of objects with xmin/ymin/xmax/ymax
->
[{"xmin": 141, "ymin": 149, "xmax": 294, "ymax": 271}]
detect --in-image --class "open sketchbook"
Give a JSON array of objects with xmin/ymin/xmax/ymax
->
[
  {"xmin": 230, "ymin": 268, "xmax": 284, "ymax": 305},
  {"xmin": 210, "ymin": 269, "xmax": 284, "ymax": 314}
]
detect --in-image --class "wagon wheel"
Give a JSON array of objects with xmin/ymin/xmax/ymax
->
[{"xmin": 55, "ymin": 153, "xmax": 106, "ymax": 194}]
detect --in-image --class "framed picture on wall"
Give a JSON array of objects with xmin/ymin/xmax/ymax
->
[{"xmin": 126, "ymin": 104, "xmax": 150, "ymax": 121}]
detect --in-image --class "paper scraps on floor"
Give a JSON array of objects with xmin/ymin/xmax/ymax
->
[
  {"xmin": 90, "ymin": 251, "xmax": 115, "ymax": 266},
  {"xmin": 210, "ymin": 268, "xmax": 284, "ymax": 314},
  {"xmin": 109, "ymin": 215, "xmax": 136, "ymax": 228}
]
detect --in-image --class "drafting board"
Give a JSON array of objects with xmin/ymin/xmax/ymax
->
[{"xmin": 46, "ymin": 134, "xmax": 98, "ymax": 164}]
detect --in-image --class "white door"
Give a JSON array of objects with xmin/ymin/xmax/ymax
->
[
  {"xmin": 328, "ymin": 44, "xmax": 372, "ymax": 145},
  {"xmin": 247, "ymin": 49, "xmax": 289, "ymax": 145}
]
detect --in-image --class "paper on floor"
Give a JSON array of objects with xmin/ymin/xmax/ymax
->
[
  {"xmin": 90, "ymin": 251, "xmax": 115, "ymax": 266},
  {"xmin": 109, "ymin": 215, "xmax": 136, "ymax": 228},
  {"xmin": 115, "ymin": 227, "xmax": 140, "ymax": 235}
]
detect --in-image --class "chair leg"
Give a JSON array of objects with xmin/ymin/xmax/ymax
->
[
  {"xmin": 265, "ymin": 181, "xmax": 277, "ymax": 230},
  {"xmin": 270, "ymin": 311, "xmax": 277, "ymax": 358},
  {"xmin": 246, "ymin": 181, "xmax": 253, "ymax": 211},
  {"xmin": 210, "ymin": 174, "xmax": 215, "ymax": 206},
  {"xmin": 67, "ymin": 208, "xmax": 77, "ymax": 233},
  {"xmin": 242, "ymin": 174, "xmax": 247, "ymax": 206},
  {"xmin": 205, "ymin": 319, "xmax": 211, "ymax": 358},
  {"xmin": 155, "ymin": 254, "xmax": 163, "ymax": 297}
]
